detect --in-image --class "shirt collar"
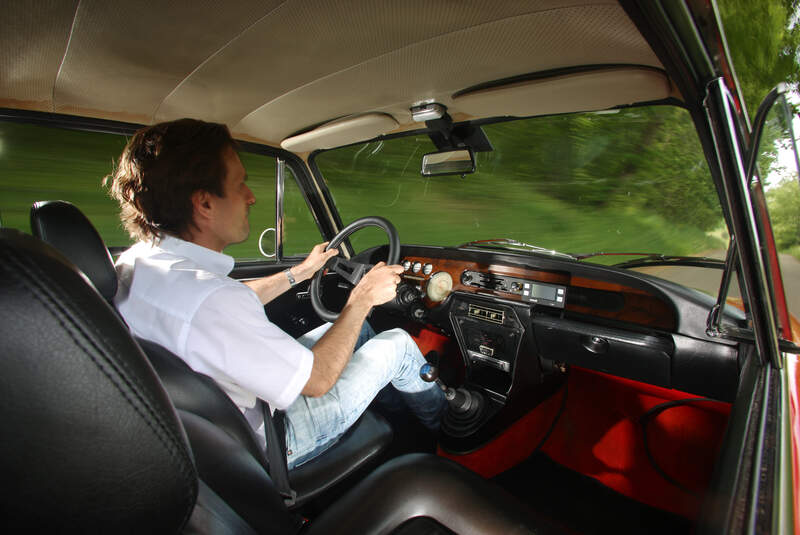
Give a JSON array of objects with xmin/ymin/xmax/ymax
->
[{"xmin": 157, "ymin": 235, "xmax": 235, "ymax": 276}]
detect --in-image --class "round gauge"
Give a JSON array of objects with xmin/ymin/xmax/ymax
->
[
  {"xmin": 426, "ymin": 272, "xmax": 453, "ymax": 302},
  {"xmin": 402, "ymin": 260, "xmax": 411, "ymax": 271},
  {"xmin": 412, "ymin": 262, "xmax": 422, "ymax": 273},
  {"xmin": 423, "ymin": 263, "xmax": 433, "ymax": 275}
]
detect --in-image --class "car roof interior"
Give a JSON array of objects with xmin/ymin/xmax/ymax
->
[{"xmin": 2, "ymin": 0, "xmax": 673, "ymax": 151}]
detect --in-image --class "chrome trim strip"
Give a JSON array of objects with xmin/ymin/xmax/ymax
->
[
  {"xmin": 706, "ymin": 236, "xmax": 737, "ymax": 337},
  {"xmin": 276, "ymin": 158, "xmax": 285, "ymax": 260}
]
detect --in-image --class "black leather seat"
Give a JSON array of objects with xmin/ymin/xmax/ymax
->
[
  {"xmin": 140, "ymin": 337, "xmax": 392, "ymax": 509},
  {"xmin": 1, "ymin": 228, "xmax": 559, "ymax": 534},
  {"xmin": 0, "ymin": 228, "xmax": 199, "ymax": 532},
  {"xmin": 30, "ymin": 200, "xmax": 118, "ymax": 305},
  {"xmin": 29, "ymin": 200, "xmax": 393, "ymax": 508}
]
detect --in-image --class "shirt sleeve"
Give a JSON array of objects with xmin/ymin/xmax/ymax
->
[{"xmin": 185, "ymin": 282, "xmax": 313, "ymax": 410}]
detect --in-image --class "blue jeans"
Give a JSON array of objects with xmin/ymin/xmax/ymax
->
[{"xmin": 284, "ymin": 322, "xmax": 445, "ymax": 468}]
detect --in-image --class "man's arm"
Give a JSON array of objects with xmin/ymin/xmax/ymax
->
[
  {"xmin": 243, "ymin": 242, "xmax": 338, "ymax": 305},
  {"xmin": 302, "ymin": 262, "xmax": 403, "ymax": 397}
]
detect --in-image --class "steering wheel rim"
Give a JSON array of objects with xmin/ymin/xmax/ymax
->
[{"xmin": 310, "ymin": 216, "xmax": 400, "ymax": 322}]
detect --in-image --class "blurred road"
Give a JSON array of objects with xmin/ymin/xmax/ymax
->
[{"xmin": 777, "ymin": 253, "xmax": 800, "ymax": 319}]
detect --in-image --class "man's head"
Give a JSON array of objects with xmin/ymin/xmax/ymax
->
[{"xmin": 108, "ymin": 118, "xmax": 255, "ymax": 250}]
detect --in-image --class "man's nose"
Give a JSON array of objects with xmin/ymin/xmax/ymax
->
[{"xmin": 246, "ymin": 185, "xmax": 256, "ymax": 205}]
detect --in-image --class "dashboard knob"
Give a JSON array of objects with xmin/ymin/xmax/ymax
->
[
  {"xmin": 397, "ymin": 284, "xmax": 419, "ymax": 305},
  {"xmin": 410, "ymin": 304, "xmax": 427, "ymax": 321}
]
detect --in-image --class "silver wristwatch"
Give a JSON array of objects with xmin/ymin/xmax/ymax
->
[{"xmin": 284, "ymin": 268, "xmax": 298, "ymax": 287}]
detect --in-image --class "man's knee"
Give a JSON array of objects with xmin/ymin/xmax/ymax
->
[
  {"xmin": 375, "ymin": 327, "xmax": 413, "ymax": 344},
  {"xmin": 374, "ymin": 328, "xmax": 416, "ymax": 355}
]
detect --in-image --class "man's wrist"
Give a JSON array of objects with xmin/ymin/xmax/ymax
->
[
  {"xmin": 345, "ymin": 287, "xmax": 374, "ymax": 315},
  {"xmin": 284, "ymin": 267, "xmax": 298, "ymax": 287},
  {"xmin": 342, "ymin": 300, "xmax": 372, "ymax": 320}
]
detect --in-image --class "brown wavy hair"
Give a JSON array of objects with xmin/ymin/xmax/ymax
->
[{"xmin": 106, "ymin": 118, "xmax": 236, "ymax": 242}]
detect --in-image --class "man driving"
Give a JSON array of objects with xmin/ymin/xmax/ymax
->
[{"xmin": 109, "ymin": 118, "xmax": 445, "ymax": 468}]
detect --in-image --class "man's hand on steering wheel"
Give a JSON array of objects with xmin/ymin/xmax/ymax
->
[
  {"xmin": 310, "ymin": 216, "xmax": 400, "ymax": 322},
  {"xmin": 347, "ymin": 262, "xmax": 403, "ymax": 311},
  {"xmin": 294, "ymin": 242, "xmax": 339, "ymax": 282}
]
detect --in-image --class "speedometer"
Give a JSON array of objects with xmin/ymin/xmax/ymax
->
[{"xmin": 426, "ymin": 272, "xmax": 453, "ymax": 302}]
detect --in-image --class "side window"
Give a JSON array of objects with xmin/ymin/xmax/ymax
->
[
  {"xmin": 0, "ymin": 121, "xmax": 130, "ymax": 246},
  {"xmin": 224, "ymin": 151, "xmax": 277, "ymax": 260},
  {"xmin": 0, "ymin": 121, "xmax": 316, "ymax": 263},
  {"xmin": 283, "ymin": 163, "xmax": 323, "ymax": 256},
  {"xmin": 753, "ymin": 94, "xmax": 800, "ymax": 325}
]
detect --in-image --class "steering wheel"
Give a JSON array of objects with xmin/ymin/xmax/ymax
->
[{"xmin": 310, "ymin": 216, "xmax": 400, "ymax": 322}]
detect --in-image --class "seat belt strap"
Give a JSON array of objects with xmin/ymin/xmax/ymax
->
[{"xmin": 260, "ymin": 399, "xmax": 297, "ymax": 507}]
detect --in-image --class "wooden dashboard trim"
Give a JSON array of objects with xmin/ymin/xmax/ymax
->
[{"xmin": 400, "ymin": 255, "xmax": 676, "ymax": 330}]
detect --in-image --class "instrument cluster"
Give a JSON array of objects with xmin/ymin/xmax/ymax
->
[{"xmin": 400, "ymin": 258, "xmax": 453, "ymax": 303}]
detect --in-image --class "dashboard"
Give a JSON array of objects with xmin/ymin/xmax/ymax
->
[
  {"xmin": 361, "ymin": 244, "xmax": 742, "ymax": 450},
  {"xmin": 397, "ymin": 254, "xmax": 677, "ymax": 330}
]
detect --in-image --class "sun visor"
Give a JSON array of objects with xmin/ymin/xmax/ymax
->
[
  {"xmin": 281, "ymin": 113, "xmax": 399, "ymax": 152},
  {"xmin": 453, "ymin": 67, "xmax": 671, "ymax": 118}
]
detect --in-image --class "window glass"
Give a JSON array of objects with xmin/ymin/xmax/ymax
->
[
  {"xmin": 755, "ymin": 94, "xmax": 800, "ymax": 322},
  {"xmin": 224, "ymin": 151, "xmax": 276, "ymax": 260},
  {"xmin": 0, "ymin": 121, "xmax": 277, "ymax": 261},
  {"xmin": 283, "ymin": 164, "xmax": 323, "ymax": 256},
  {"xmin": 314, "ymin": 106, "xmax": 729, "ymax": 299},
  {"xmin": 0, "ymin": 121, "xmax": 129, "ymax": 246}
]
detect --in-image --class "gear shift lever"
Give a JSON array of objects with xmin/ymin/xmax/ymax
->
[
  {"xmin": 419, "ymin": 354, "xmax": 485, "ymax": 437},
  {"xmin": 420, "ymin": 362, "xmax": 446, "ymax": 390},
  {"xmin": 419, "ymin": 361, "xmax": 478, "ymax": 414}
]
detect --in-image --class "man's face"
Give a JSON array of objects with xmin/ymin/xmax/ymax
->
[{"xmin": 211, "ymin": 146, "xmax": 255, "ymax": 249}]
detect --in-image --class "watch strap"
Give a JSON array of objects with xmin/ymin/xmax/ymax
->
[{"xmin": 284, "ymin": 268, "xmax": 298, "ymax": 287}]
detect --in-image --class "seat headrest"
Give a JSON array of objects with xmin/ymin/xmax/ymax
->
[
  {"xmin": 30, "ymin": 200, "xmax": 119, "ymax": 303},
  {"xmin": 0, "ymin": 229, "xmax": 197, "ymax": 532}
]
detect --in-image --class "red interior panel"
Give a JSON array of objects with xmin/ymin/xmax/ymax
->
[{"xmin": 438, "ymin": 366, "xmax": 731, "ymax": 520}]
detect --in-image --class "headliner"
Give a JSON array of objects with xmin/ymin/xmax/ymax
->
[{"xmin": 2, "ymin": 0, "xmax": 665, "ymax": 148}]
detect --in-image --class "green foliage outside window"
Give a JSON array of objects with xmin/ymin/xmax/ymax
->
[
  {"xmin": 767, "ymin": 179, "xmax": 800, "ymax": 251},
  {"xmin": 316, "ymin": 106, "xmax": 725, "ymax": 263},
  {"xmin": 0, "ymin": 121, "xmax": 129, "ymax": 245},
  {"xmin": 283, "ymin": 165, "xmax": 324, "ymax": 257}
]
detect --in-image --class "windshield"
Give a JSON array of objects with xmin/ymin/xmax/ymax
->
[{"xmin": 314, "ymin": 105, "xmax": 727, "ymax": 267}]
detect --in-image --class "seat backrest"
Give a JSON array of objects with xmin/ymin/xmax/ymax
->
[
  {"xmin": 30, "ymin": 200, "xmax": 118, "ymax": 303},
  {"xmin": 138, "ymin": 337, "xmax": 269, "ymax": 468},
  {"xmin": 29, "ymin": 200, "xmax": 266, "ymax": 464},
  {"xmin": 137, "ymin": 338, "xmax": 306, "ymax": 533},
  {"xmin": 0, "ymin": 228, "xmax": 197, "ymax": 532}
]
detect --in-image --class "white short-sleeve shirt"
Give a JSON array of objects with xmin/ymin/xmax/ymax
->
[{"xmin": 114, "ymin": 236, "xmax": 313, "ymax": 411}]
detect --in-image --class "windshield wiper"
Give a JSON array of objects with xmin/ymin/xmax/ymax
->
[
  {"xmin": 459, "ymin": 239, "xmax": 576, "ymax": 260},
  {"xmin": 575, "ymin": 251, "xmax": 725, "ymax": 270}
]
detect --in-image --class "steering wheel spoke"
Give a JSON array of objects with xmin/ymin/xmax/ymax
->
[{"xmin": 329, "ymin": 257, "xmax": 372, "ymax": 286}]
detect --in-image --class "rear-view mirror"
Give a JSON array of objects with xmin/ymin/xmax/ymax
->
[{"xmin": 421, "ymin": 149, "xmax": 476, "ymax": 176}]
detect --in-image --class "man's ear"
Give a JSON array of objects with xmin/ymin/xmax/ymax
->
[{"xmin": 190, "ymin": 189, "xmax": 215, "ymax": 226}]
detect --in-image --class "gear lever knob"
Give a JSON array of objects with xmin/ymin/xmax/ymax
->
[
  {"xmin": 420, "ymin": 362, "xmax": 448, "ymax": 393},
  {"xmin": 420, "ymin": 362, "xmax": 439, "ymax": 383}
]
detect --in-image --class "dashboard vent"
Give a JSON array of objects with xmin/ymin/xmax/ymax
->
[{"xmin": 468, "ymin": 304, "xmax": 505, "ymax": 324}]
